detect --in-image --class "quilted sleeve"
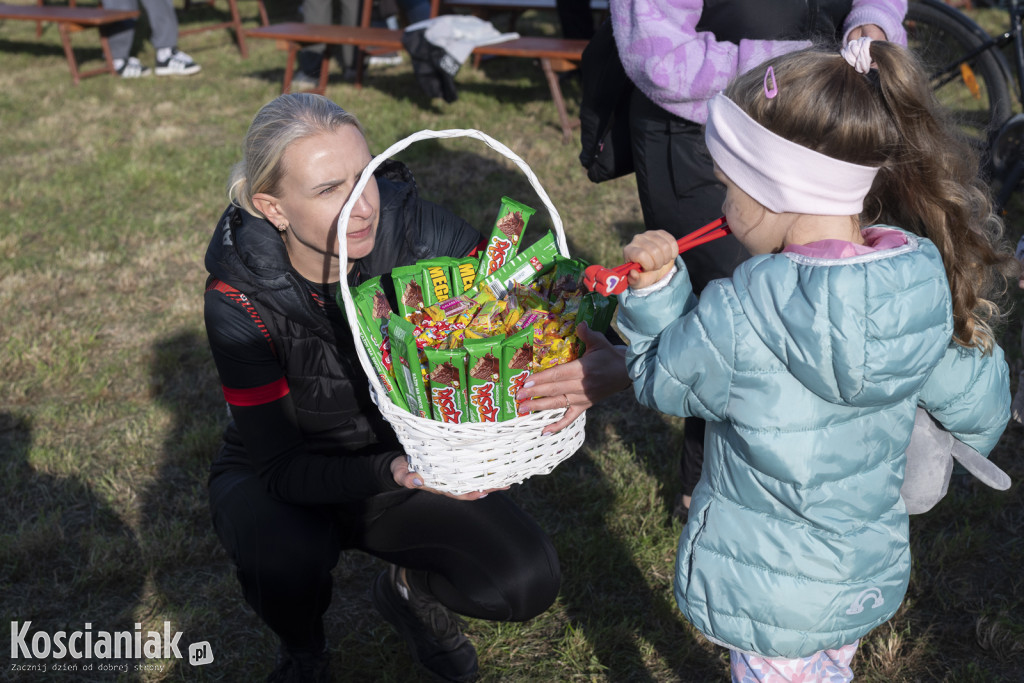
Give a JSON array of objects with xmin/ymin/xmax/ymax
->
[
  {"xmin": 918, "ymin": 341, "xmax": 1011, "ymax": 456},
  {"xmin": 617, "ymin": 260, "xmax": 735, "ymax": 422}
]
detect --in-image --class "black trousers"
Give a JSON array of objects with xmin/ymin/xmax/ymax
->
[
  {"xmin": 209, "ymin": 467, "xmax": 561, "ymax": 654},
  {"xmin": 628, "ymin": 88, "xmax": 750, "ymax": 495},
  {"xmin": 556, "ymin": 0, "xmax": 595, "ymax": 40}
]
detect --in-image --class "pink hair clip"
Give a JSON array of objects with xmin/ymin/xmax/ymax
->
[{"xmin": 763, "ymin": 66, "xmax": 778, "ymax": 99}]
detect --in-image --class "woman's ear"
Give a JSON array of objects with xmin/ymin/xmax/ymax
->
[{"xmin": 253, "ymin": 193, "xmax": 286, "ymax": 230}]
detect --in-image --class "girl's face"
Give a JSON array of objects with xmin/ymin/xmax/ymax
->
[
  {"xmin": 260, "ymin": 125, "xmax": 380, "ymax": 281},
  {"xmin": 714, "ymin": 165, "xmax": 785, "ymax": 255}
]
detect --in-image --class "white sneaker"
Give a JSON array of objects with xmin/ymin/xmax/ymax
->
[
  {"xmin": 116, "ymin": 57, "xmax": 151, "ymax": 78},
  {"xmin": 155, "ymin": 49, "xmax": 201, "ymax": 76}
]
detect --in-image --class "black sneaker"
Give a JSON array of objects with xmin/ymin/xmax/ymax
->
[
  {"xmin": 266, "ymin": 645, "xmax": 331, "ymax": 683},
  {"xmin": 154, "ymin": 48, "xmax": 201, "ymax": 76},
  {"xmin": 371, "ymin": 566, "xmax": 479, "ymax": 682}
]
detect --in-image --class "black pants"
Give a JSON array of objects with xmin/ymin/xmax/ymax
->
[
  {"xmin": 556, "ymin": 0, "xmax": 595, "ymax": 40},
  {"xmin": 209, "ymin": 468, "xmax": 561, "ymax": 654},
  {"xmin": 628, "ymin": 88, "xmax": 750, "ymax": 496}
]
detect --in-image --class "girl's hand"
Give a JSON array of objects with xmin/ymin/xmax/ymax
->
[
  {"xmin": 515, "ymin": 323, "xmax": 632, "ymax": 434},
  {"xmin": 623, "ymin": 230, "xmax": 679, "ymax": 290},
  {"xmin": 390, "ymin": 455, "xmax": 507, "ymax": 500}
]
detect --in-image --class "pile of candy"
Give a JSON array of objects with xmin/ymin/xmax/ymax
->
[{"xmin": 344, "ymin": 197, "xmax": 616, "ymax": 424}]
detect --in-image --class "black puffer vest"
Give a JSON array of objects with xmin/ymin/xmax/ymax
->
[{"xmin": 205, "ymin": 161, "xmax": 469, "ymax": 459}]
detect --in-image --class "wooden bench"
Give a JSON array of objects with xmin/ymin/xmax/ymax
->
[
  {"xmin": 244, "ymin": 22, "xmax": 588, "ymax": 142},
  {"xmin": 0, "ymin": 3, "xmax": 140, "ymax": 83}
]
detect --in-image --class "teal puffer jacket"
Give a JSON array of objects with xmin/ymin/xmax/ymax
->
[{"xmin": 617, "ymin": 229, "xmax": 1010, "ymax": 658}]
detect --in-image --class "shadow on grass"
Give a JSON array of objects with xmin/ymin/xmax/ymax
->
[
  {"xmin": 512, "ymin": 399, "xmax": 725, "ymax": 681},
  {"xmin": 134, "ymin": 329, "xmax": 275, "ymax": 679},
  {"xmin": 0, "ymin": 411, "xmax": 146, "ymax": 679}
]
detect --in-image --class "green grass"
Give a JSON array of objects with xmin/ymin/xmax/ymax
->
[{"xmin": 2, "ymin": 1, "xmax": 1023, "ymax": 681}]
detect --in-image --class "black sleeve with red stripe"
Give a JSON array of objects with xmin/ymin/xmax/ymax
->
[{"xmin": 204, "ymin": 287, "xmax": 403, "ymax": 504}]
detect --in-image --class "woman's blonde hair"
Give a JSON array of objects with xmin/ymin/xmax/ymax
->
[
  {"xmin": 227, "ymin": 93, "xmax": 365, "ymax": 218},
  {"xmin": 725, "ymin": 42, "xmax": 1017, "ymax": 352}
]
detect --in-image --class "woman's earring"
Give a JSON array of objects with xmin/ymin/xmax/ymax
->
[{"xmin": 277, "ymin": 222, "xmax": 288, "ymax": 232}]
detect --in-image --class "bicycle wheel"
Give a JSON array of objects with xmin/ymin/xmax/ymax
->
[{"xmin": 905, "ymin": 0, "xmax": 1012, "ymax": 150}]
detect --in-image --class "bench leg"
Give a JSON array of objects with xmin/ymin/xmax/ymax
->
[
  {"xmin": 354, "ymin": 47, "xmax": 365, "ymax": 89},
  {"xmin": 539, "ymin": 57, "xmax": 575, "ymax": 144},
  {"xmin": 318, "ymin": 47, "xmax": 331, "ymax": 94},
  {"xmin": 57, "ymin": 24, "xmax": 81, "ymax": 85},
  {"xmin": 99, "ymin": 30, "xmax": 118, "ymax": 77},
  {"xmin": 228, "ymin": 0, "xmax": 248, "ymax": 58},
  {"xmin": 282, "ymin": 41, "xmax": 298, "ymax": 94}
]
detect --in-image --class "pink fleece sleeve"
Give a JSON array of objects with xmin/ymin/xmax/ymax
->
[
  {"xmin": 609, "ymin": 0, "xmax": 808, "ymax": 123},
  {"xmin": 844, "ymin": 0, "xmax": 908, "ymax": 46},
  {"xmin": 610, "ymin": 0, "xmax": 908, "ymax": 124}
]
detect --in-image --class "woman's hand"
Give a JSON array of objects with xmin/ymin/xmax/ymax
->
[
  {"xmin": 623, "ymin": 230, "xmax": 679, "ymax": 290},
  {"xmin": 515, "ymin": 323, "xmax": 632, "ymax": 434},
  {"xmin": 390, "ymin": 456, "xmax": 507, "ymax": 500}
]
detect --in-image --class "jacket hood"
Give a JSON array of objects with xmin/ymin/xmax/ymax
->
[{"xmin": 730, "ymin": 230, "xmax": 953, "ymax": 407}]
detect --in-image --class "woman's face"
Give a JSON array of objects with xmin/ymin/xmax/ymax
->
[
  {"xmin": 265, "ymin": 125, "xmax": 380, "ymax": 281},
  {"xmin": 713, "ymin": 165, "xmax": 784, "ymax": 255}
]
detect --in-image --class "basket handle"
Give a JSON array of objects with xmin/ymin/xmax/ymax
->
[{"xmin": 336, "ymin": 128, "xmax": 570, "ymax": 404}]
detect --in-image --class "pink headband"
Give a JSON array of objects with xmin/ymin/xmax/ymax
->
[{"xmin": 704, "ymin": 93, "xmax": 880, "ymax": 215}]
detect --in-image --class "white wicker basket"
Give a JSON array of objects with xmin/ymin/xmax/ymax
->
[{"xmin": 337, "ymin": 129, "xmax": 586, "ymax": 494}]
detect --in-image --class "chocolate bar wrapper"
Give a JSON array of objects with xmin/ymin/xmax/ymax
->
[
  {"xmin": 451, "ymin": 257, "xmax": 478, "ymax": 296},
  {"xmin": 424, "ymin": 346, "xmax": 469, "ymax": 424},
  {"xmin": 577, "ymin": 291, "xmax": 617, "ymax": 333},
  {"xmin": 547, "ymin": 257, "xmax": 588, "ymax": 310},
  {"xmin": 464, "ymin": 335, "xmax": 504, "ymax": 422},
  {"xmin": 473, "ymin": 231, "xmax": 558, "ymax": 301},
  {"xmin": 391, "ymin": 264, "xmax": 428, "ymax": 321},
  {"xmin": 500, "ymin": 326, "xmax": 534, "ymax": 419},
  {"xmin": 388, "ymin": 314, "xmax": 432, "ymax": 419},
  {"xmin": 419, "ymin": 257, "xmax": 458, "ymax": 306},
  {"xmin": 475, "ymin": 196, "xmax": 537, "ymax": 280},
  {"xmin": 349, "ymin": 278, "xmax": 409, "ymax": 413},
  {"xmin": 573, "ymin": 292, "xmax": 618, "ymax": 356}
]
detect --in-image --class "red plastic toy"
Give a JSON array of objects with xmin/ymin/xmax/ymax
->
[{"xmin": 583, "ymin": 217, "xmax": 731, "ymax": 296}]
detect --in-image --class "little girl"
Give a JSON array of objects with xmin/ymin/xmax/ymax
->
[{"xmin": 616, "ymin": 39, "xmax": 1014, "ymax": 681}]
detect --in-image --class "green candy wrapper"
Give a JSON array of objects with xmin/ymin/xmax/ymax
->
[
  {"xmin": 476, "ymin": 196, "xmax": 537, "ymax": 281},
  {"xmin": 391, "ymin": 263, "xmax": 428, "ymax": 321},
  {"xmin": 451, "ymin": 257, "xmax": 478, "ymax": 296},
  {"xmin": 424, "ymin": 346, "xmax": 469, "ymax": 424},
  {"xmin": 348, "ymin": 277, "xmax": 409, "ymax": 412},
  {"xmin": 472, "ymin": 231, "xmax": 558, "ymax": 301},
  {"xmin": 420, "ymin": 257, "xmax": 458, "ymax": 306},
  {"xmin": 388, "ymin": 314, "xmax": 432, "ymax": 419},
  {"xmin": 499, "ymin": 326, "xmax": 534, "ymax": 420},
  {"xmin": 464, "ymin": 335, "xmax": 504, "ymax": 422}
]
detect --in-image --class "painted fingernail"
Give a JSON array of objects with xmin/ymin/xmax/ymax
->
[
  {"xmin": 523, "ymin": 381, "xmax": 534, "ymax": 388},
  {"xmin": 413, "ymin": 478, "xmax": 423, "ymax": 487}
]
